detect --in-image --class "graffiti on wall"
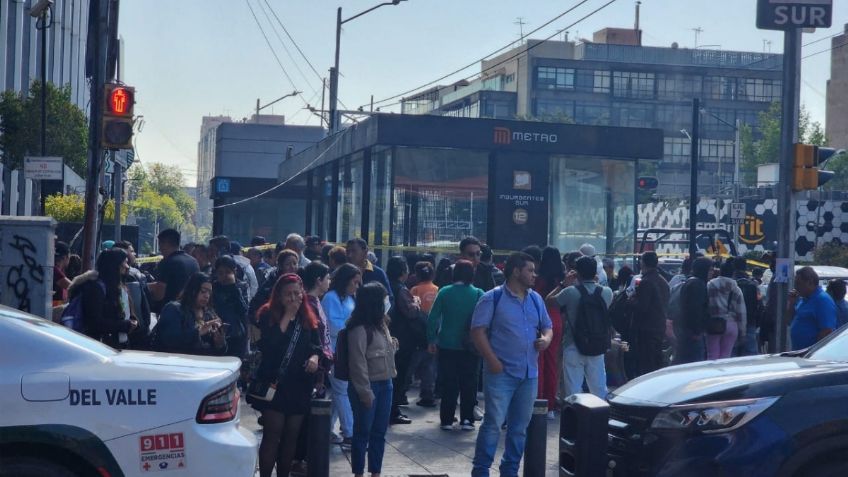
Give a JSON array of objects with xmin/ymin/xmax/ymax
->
[{"xmin": 4, "ymin": 235, "xmax": 44, "ymax": 313}]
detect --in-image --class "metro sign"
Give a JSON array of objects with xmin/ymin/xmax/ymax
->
[{"xmin": 757, "ymin": 0, "xmax": 832, "ymax": 30}]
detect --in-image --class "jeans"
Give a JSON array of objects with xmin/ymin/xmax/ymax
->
[
  {"xmin": 409, "ymin": 349, "xmax": 436, "ymax": 400},
  {"xmin": 562, "ymin": 344, "xmax": 608, "ymax": 398},
  {"xmin": 328, "ymin": 373, "xmax": 353, "ymax": 438},
  {"xmin": 471, "ymin": 371, "xmax": 537, "ymax": 477},
  {"xmin": 706, "ymin": 320, "xmax": 739, "ymax": 360},
  {"xmin": 349, "ymin": 379, "xmax": 393, "ymax": 475},
  {"xmin": 674, "ymin": 334, "xmax": 706, "ymax": 364},
  {"xmin": 741, "ymin": 325, "xmax": 760, "ymax": 356},
  {"xmin": 438, "ymin": 348, "xmax": 479, "ymax": 424}
]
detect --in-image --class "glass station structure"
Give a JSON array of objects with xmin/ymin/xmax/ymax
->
[{"xmin": 277, "ymin": 114, "xmax": 663, "ymax": 255}]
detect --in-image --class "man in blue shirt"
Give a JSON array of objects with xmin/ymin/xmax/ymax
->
[
  {"xmin": 789, "ymin": 267, "xmax": 837, "ymax": 350},
  {"xmin": 470, "ymin": 252, "xmax": 553, "ymax": 477}
]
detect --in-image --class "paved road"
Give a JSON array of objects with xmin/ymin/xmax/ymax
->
[{"xmin": 243, "ymin": 393, "xmax": 563, "ymax": 476}]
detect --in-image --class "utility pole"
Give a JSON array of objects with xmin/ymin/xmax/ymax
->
[
  {"xmin": 81, "ymin": 0, "xmax": 110, "ymax": 271},
  {"xmin": 774, "ymin": 29, "xmax": 803, "ymax": 353},
  {"xmin": 689, "ymin": 98, "xmax": 700, "ymax": 258},
  {"xmin": 113, "ymin": 152, "xmax": 122, "ymax": 243}
]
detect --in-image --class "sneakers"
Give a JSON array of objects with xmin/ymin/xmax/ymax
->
[
  {"xmin": 340, "ymin": 437, "xmax": 352, "ymax": 450},
  {"xmin": 440, "ymin": 423, "xmax": 453, "ymax": 431},
  {"xmin": 461, "ymin": 419, "xmax": 475, "ymax": 431},
  {"xmin": 331, "ymin": 433, "xmax": 344, "ymax": 444},
  {"xmin": 546, "ymin": 411, "xmax": 557, "ymax": 421},
  {"xmin": 473, "ymin": 406, "xmax": 484, "ymax": 421}
]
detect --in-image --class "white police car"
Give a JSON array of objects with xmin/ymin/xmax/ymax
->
[{"xmin": 0, "ymin": 305, "xmax": 257, "ymax": 477}]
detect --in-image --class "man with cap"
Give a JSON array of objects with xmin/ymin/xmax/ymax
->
[
  {"xmin": 304, "ymin": 235, "xmax": 324, "ymax": 262},
  {"xmin": 578, "ymin": 243, "xmax": 608, "ymax": 286}
]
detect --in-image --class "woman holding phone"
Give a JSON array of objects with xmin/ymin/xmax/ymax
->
[
  {"xmin": 254, "ymin": 273, "xmax": 322, "ymax": 477},
  {"xmin": 154, "ymin": 272, "xmax": 227, "ymax": 355}
]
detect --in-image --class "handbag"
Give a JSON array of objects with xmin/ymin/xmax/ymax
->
[
  {"xmin": 706, "ymin": 291, "xmax": 732, "ymax": 336},
  {"xmin": 247, "ymin": 320, "xmax": 303, "ymax": 402}
]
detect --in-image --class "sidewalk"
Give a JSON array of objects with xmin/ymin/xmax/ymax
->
[{"xmin": 243, "ymin": 394, "xmax": 562, "ymax": 476}]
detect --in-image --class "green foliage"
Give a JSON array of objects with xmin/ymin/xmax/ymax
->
[
  {"xmin": 0, "ymin": 81, "xmax": 89, "ymax": 176},
  {"xmin": 44, "ymin": 193, "xmax": 126, "ymax": 223},
  {"xmin": 823, "ymin": 151, "xmax": 848, "ymax": 191},
  {"xmin": 738, "ymin": 102, "xmax": 825, "ymax": 186},
  {"xmin": 127, "ymin": 163, "xmax": 195, "ymax": 219},
  {"xmin": 813, "ymin": 242, "xmax": 848, "ymax": 268},
  {"xmin": 129, "ymin": 187, "xmax": 184, "ymax": 229}
]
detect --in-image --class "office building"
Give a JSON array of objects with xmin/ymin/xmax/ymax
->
[
  {"xmin": 402, "ymin": 28, "xmax": 783, "ymax": 195},
  {"xmin": 826, "ymin": 24, "xmax": 848, "ymax": 149},
  {"xmin": 1, "ymin": 0, "xmax": 91, "ymax": 109}
]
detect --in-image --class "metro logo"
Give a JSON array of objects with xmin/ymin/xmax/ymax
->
[{"xmin": 494, "ymin": 127, "xmax": 511, "ymax": 145}]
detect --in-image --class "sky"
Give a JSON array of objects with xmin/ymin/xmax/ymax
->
[{"xmin": 119, "ymin": 0, "xmax": 848, "ymax": 185}]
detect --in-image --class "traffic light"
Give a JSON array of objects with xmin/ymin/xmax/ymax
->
[
  {"xmin": 793, "ymin": 144, "xmax": 837, "ymax": 191},
  {"xmin": 101, "ymin": 83, "xmax": 135, "ymax": 150},
  {"xmin": 638, "ymin": 176, "xmax": 659, "ymax": 189}
]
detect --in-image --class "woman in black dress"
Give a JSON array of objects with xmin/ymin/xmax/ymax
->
[{"xmin": 255, "ymin": 273, "xmax": 322, "ymax": 477}]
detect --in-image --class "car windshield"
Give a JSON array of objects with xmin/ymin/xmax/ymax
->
[{"xmin": 806, "ymin": 324, "xmax": 848, "ymax": 362}]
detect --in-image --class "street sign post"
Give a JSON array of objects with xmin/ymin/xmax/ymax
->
[
  {"xmin": 24, "ymin": 156, "xmax": 63, "ymax": 181},
  {"xmin": 730, "ymin": 202, "xmax": 746, "ymax": 222},
  {"xmin": 757, "ymin": 0, "xmax": 833, "ymax": 30}
]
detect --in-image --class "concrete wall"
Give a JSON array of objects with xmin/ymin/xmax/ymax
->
[
  {"xmin": 0, "ymin": 216, "xmax": 55, "ymax": 319},
  {"xmin": 215, "ymin": 123, "xmax": 324, "ymax": 179}
]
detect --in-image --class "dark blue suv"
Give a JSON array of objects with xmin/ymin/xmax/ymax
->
[{"xmin": 607, "ymin": 328, "xmax": 848, "ymax": 477}]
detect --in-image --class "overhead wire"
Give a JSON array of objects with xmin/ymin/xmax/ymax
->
[
  {"xmin": 254, "ymin": 0, "xmax": 321, "ymax": 98},
  {"xmin": 211, "ymin": 128, "xmax": 349, "ymax": 209},
  {"xmin": 366, "ymin": 0, "xmax": 597, "ymax": 108},
  {"xmin": 244, "ymin": 0, "xmax": 303, "ymax": 102}
]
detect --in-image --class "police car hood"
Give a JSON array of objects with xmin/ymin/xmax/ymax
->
[{"xmin": 609, "ymin": 355, "xmax": 848, "ymax": 406}]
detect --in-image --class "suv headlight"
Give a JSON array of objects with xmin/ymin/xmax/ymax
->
[{"xmin": 650, "ymin": 397, "xmax": 779, "ymax": 434}]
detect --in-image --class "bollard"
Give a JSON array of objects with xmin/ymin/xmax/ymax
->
[
  {"xmin": 306, "ymin": 398, "xmax": 332, "ymax": 477},
  {"xmin": 523, "ymin": 399, "xmax": 549, "ymax": 477},
  {"xmin": 559, "ymin": 393, "xmax": 608, "ymax": 477}
]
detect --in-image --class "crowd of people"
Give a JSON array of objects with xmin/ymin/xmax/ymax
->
[{"xmin": 48, "ymin": 229, "xmax": 848, "ymax": 477}]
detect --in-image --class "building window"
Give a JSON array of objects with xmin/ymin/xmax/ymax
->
[
  {"xmin": 614, "ymin": 102, "xmax": 655, "ymax": 128},
  {"xmin": 656, "ymin": 74, "xmax": 702, "ymax": 100},
  {"xmin": 663, "ymin": 137, "xmax": 690, "ymax": 165},
  {"xmin": 535, "ymin": 99, "xmax": 575, "ymax": 119},
  {"xmin": 736, "ymin": 78, "xmax": 781, "ymax": 102},
  {"xmin": 700, "ymin": 108, "xmax": 736, "ymax": 136},
  {"xmin": 574, "ymin": 70, "xmax": 611, "ymax": 94},
  {"xmin": 574, "ymin": 102, "xmax": 611, "ymax": 125},
  {"xmin": 443, "ymin": 101, "xmax": 480, "ymax": 118},
  {"xmin": 612, "ymin": 71, "xmax": 655, "ymax": 99},
  {"xmin": 656, "ymin": 104, "xmax": 691, "ymax": 132},
  {"xmin": 703, "ymin": 76, "xmax": 737, "ymax": 101},
  {"xmin": 504, "ymin": 73, "xmax": 515, "ymax": 85},
  {"xmin": 537, "ymin": 66, "xmax": 575, "ymax": 90}
]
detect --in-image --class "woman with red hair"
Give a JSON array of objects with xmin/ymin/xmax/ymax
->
[{"xmin": 253, "ymin": 273, "xmax": 322, "ymax": 477}]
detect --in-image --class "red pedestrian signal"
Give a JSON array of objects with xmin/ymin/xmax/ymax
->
[
  {"xmin": 101, "ymin": 84, "xmax": 135, "ymax": 149},
  {"xmin": 638, "ymin": 176, "xmax": 659, "ymax": 189},
  {"xmin": 108, "ymin": 87, "xmax": 133, "ymax": 116}
]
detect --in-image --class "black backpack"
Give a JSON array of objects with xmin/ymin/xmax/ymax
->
[
  {"xmin": 333, "ymin": 326, "xmax": 373, "ymax": 382},
  {"xmin": 736, "ymin": 277, "xmax": 763, "ymax": 328},
  {"xmin": 608, "ymin": 291, "xmax": 632, "ymax": 336},
  {"xmin": 573, "ymin": 284, "xmax": 611, "ymax": 356}
]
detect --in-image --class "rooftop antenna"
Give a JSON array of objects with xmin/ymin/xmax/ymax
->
[
  {"xmin": 515, "ymin": 17, "xmax": 527, "ymax": 44},
  {"xmin": 692, "ymin": 27, "xmax": 703, "ymax": 48},
  {"xmin": 763, "ymin": 39, "xmax": 772, "ymax": 53},
  {"xmin": 635, "ymin": 1, "xmax": 641, "ymax": 31}
]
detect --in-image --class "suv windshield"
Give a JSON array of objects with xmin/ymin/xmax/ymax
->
[{"xmin": 806, "ymin": 325, "xmax": 848, "ymax": 362}]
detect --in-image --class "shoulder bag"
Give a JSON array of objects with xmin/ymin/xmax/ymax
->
[{"xmin": 247, "ymin": 320, "xmax": 303, "ymax": 402}]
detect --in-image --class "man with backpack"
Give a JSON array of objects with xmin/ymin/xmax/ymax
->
[
  {"xmin": 546, "ymin": 256, "xmax": 613, "ymax": 398},
  {"xmin": 629, "ymin": 252, "xmax": 670, "ymax": 376},
  {"xmin": 733, "ymin": 257, "xmax": 763, "ymax": 356},
  {"xmin": 469, "ymin": 252, "xmax": 552, "ymax": 477}
]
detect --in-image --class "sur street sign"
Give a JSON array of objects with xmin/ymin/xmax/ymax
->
[
  {"xmin": 24, "ymin": 156, "xmax": 63, "ymax": 180},
  {"xmin": 757, "ymin": 0, "xmax": 833, "ymax": 30}
]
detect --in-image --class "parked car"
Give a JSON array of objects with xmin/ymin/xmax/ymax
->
[
  {"xmin": 0, "ymin": 305, "xmax": 257, "ymax": 477},
  {"xmin": 607, "ymin": 323, "xmax": 848, "ymax": 477}
]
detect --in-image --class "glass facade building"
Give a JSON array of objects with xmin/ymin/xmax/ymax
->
[{"xmin": 278, "ymin": 115, "xmax": 662, "ymax": 255}]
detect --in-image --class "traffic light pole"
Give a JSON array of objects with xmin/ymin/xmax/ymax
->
[
  {"xmin": 81, "ymin": 0, "xmax": 110, "ymax": 271},
  {"xmin": 775, "ymin": 28, "xmax": 802, "ymax": 353},
  {"xmin": 689, "ymin": 98, "xmax": 700, "ymax": 258}
]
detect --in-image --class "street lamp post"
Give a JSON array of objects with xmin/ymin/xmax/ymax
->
[
  {"xmin": 31, "ymin": 0, "xmax": 54, "ymax": 213},
  {"xmin": 255, "ymin": 90, "xmax": 301, "ymax": 122},
  {"xmin": 328, "ymin": 1, "xmax": 406, "ymax": 134}
]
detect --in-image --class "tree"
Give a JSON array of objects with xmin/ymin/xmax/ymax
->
[
  {"xmin": 127, "ymin": 163, "xmax": 195, "ymax": 220},
  {"xmin": 823, "ymin": 151, "xmax": 848, "ymax": 191},
  {"xmin": 44, "ymin": 193, "xmax": 126, "ymax": 222},
  {"xmin": 0, "ymin": 81, "xmax": 89, "ymax": 176},
  {"xmin": 739, "ymin": 102, "xmax": 826, "ymax": 185},
  {"xmin": 129, "ymin": 187, "xmax": 184, "ymax": 230}
]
